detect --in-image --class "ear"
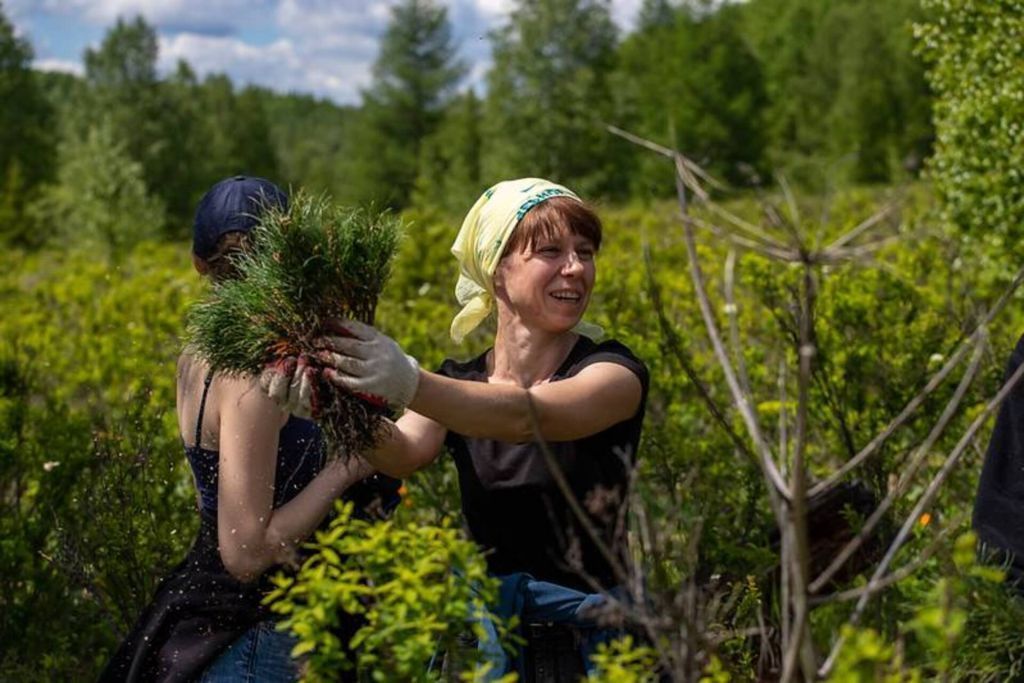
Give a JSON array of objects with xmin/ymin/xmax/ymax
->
[
  {"xmin": 192, "ymin": 253, "xmax": 211, "ymax": 276},
  {"xmin": 492, "ymin": 259, "xmax": 508, "ymax": 293}
]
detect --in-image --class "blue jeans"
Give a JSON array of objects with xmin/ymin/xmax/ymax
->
[
  {"xmin": 478, "ymin": 573, "xmax": 620, "ymax": 679},
  {"xmin": 199, "ymin": 621, "xmax": 300, "ymax": 683}
]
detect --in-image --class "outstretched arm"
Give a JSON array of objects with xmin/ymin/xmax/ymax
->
[
  {"xmin": 408, "ymin": 362, "xmax": 641, "ymax": 443},
  {"xmin": 320, "ymin": 322, "xmax": 642, "ymax": 443}
]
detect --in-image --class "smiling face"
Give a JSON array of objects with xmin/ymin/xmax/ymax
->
[{"xmin": 493, "ymin": 197, "xmax": 601, "ymax": 335}]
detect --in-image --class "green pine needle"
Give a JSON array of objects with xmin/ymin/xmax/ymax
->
[{"xmin": 185, "ymin": 191, "xmax": 403, "ymax": 458}]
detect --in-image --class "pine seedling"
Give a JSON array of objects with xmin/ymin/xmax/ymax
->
[{"xmin": 185, "ymin": 191, "xmax": 403, "ymax": 457}]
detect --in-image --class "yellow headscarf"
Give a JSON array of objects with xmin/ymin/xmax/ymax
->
[{"xmin": 449, "ymin": 178, "xmax": 603, "ymax": 343}]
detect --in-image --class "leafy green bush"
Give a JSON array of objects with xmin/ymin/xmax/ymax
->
[
  {"xmin": 0, "ymin": 243, "xmax": 198, "ymax": 679},
  {"xmin": 586, "ymin": 636, "xmax": 659, "ymax": 683},
  {"xmin": 916, "ymin": 0, "xmax": 1024, "ymax": 269},
  {"xmin": 266, "ymin": 501, "xmax": 514, "ymax": 682},
  {"xmin": 31, "ymin": 120, "xmax": 165, "ymax": 257}
]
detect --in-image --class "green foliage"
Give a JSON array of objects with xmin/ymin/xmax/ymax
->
[
  {"xmin": 349, "ymin": 0, "xmax": 465, "ymax": 209},
  {"xmin": 916, "ymin": 0, "xmax": 1024, "ymax": 273},
  {"xmin": 0, "ymin": 2, "xmax": 55, "ymax": 246},
  {"xmin": 0, "ymin": 243, "xmax": 198, "ymax": 679},
  {"xmin": 615, "ymin": 3, "xmax": 768, "ymax": 191},
  {"xmin": 482, "ymin": 0, "xmax": 625, "ymax": 197},
  {"xmin": 827, "ymin": 625, "xmax": 920, "ymax": 682},
  {"xmin": 586, "ymin": 635, "xmax": 659, "ymax": 682},
  {"xmin": 266, "ymin": 501, "xmax": 511, "ymax": 681},
  {"xmin": 744, "ymin": 0, "xmax": 931, "ymax": 186},
  {"xmin": 263, "ymin": 92, "xmax": 359, "ymax": 201},
  {"xmin": 413, "ymin": 90, "xmax": 485, "ymax": 215},
  {"xmin": 185, "ymin": 193, "xmax": 402, "ymax": 455},
  {"xmin": 31, "ymin": 119, "xmax": 165, "ymax": 256},
  {"xmin": 827, "ymin": 531, "xmax": 1024, "ymax": 682}
]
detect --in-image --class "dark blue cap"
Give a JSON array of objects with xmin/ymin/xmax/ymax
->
[{"xmin": 192, "ymin": 175, "xmax": 288, "ymax": 258}]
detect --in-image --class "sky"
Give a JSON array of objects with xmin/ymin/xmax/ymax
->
[{"xmin": 6, "ymin": 0, "xmax": 643, "ymax": 105}]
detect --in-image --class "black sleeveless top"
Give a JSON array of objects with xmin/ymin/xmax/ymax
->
[
  {"xmin": 100, "ymin": 372, "xmax": 400, "ymax": 683},
  {"xmin": 436, "ymin": 336, "xmax": 649, "ymax": 591},
  {"xmin": 185, "ymin": 372, "xmax": 328, "ymax": 516}
]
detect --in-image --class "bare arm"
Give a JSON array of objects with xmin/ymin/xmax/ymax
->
[
  {"xmin": 216, "ymin": 375, "xmax": 373, "ymax": 582},
  {"xmin": 360, "ymin": 410, "xmax": 448, "ymax": 479},
  {"xmin": 407, "ymin": 362, "xmax": 643, "ymax": 443}
]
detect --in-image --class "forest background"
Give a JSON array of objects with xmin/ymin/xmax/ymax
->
[{"xmin": 3, "ymin": 0, "xmax": 1024, "ymax": 679}]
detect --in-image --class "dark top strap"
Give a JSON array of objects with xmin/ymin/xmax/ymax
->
[{"xmin": 194, "ymin": 370, "xmax": 215, "ymax": 449}]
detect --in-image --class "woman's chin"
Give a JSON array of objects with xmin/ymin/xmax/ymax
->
[{"xmin": 541, "ymin": 315, "xmax": 584, "ymax": 335}]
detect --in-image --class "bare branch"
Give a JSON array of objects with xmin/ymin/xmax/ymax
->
[
  {"xmin": 775, "ymin": 174, "xmax": 804, "ymax": 249},
  {"xmin": 818, "ymin": 234, "xmax": 904, "ymax": 264},
  {"xmin": 608, "ymin": 128, "xmax": 790, "ymax": 251},
  {"xmin": 809, "ymin": 337, "xmax": 986, "ymax": 593},
  {"xmin": 703, "ymin": 199, "xmax": 791, "ymax": 252},
  {"xmin": 820, "ymin": 359, "xmax": 1024, "ymax": 677},
  {"xmin": 810, "ymin": 513, "xmax": 964, "ymax": 606},
  {"xmin": 644, "ymin": 244, "xmax": 763, "ymax": 471},
  {"xmin": 690, "ymin": 215, "xmax": 798, "ymax": 259},
  {"xmin": 824, "ymin": 201, "xmax": 899, "ymax": 252},
  {"xmin": 780, "ymin": 265, "xmax": 818, "ymax": 682},
  {"xmin": 673, "ymin": 155, "xmax": 791, "ymax": 503},
  {"xmin": 607, "ymin": 123, "xmax": 724, "ymax": 192}
]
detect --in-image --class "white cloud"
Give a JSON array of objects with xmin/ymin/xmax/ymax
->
[
  {"xmin": 610, "ymin": 0, "xmax": 641, "ymax": 32},
  {"xmin": 34, "ymin": 57, "xmax": 85, "ymax": 76},
  {"xmin": 158, "ymin": 32, "xmax": 371, "ymax": 102},
  {"xmin": 464, "ymin": 0, "xmax": 511, "ymax": 20},
  {"xmin": 40, "ymin": 0, "xmax": 276, "ymax": 33}
]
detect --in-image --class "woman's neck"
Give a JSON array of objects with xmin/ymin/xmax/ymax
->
[{"xmin": 489, "ymin": 323, "xmax": 579, "ymax": 387}]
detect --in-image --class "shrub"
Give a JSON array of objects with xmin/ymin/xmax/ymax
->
[{"xmin": 265, "ymin": 501, "xmax": 514, "ymax": 682}]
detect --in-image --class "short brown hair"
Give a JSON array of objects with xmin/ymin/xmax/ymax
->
[
  {"xmin": 202, "ymin": 231, "xmax": 252, "ymax": 281},
  {"xmin": 502, "ymin": 196, "xmax": 603, "ymax": 256}
]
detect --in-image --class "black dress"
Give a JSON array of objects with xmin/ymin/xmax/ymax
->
[
  {"xmin": 974, "ymin": 333, "xmax": 1024, "ymax": 582},
  {"xmin": 100, "ymin": 372, "xmax": 400, "ymax": 682}
]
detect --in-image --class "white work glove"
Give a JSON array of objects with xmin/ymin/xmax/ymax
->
[
  {"xmin": 259, "ymin": 355, "xmax": 316, "ymax": 419},
  {"xmin": 318, "ymin": 320, "xmax": 420, "ymax": 410}
]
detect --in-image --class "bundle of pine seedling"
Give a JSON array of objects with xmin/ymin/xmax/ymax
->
[{"xmin": 185, "ymin": 191, "xmax": 402, "ymax": 457}]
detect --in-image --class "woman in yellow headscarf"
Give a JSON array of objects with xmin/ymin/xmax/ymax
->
[{"xmin": 270, "ymin": 178, "xmax": 649, "ymax": 677}]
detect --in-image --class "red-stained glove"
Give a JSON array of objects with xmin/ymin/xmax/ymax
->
[{"xmin": 316, "ymin": 320, "xmax": 420, "ymax": 410}]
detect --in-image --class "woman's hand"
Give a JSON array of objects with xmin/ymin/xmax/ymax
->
[
  {"xmin": 259, "ymin": 355, "xmax": 316, "ymax": 418},
  {"xmin": 317, "ymin": 320, "xmax": 420, "ymax": 410}
]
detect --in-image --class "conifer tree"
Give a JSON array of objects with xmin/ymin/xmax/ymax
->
[
  {"xmin": 348, "ymin": 0, "xmax": 464, "ymax": 209},
  {"xmin": 83, "ymin": 17, "xmax": 178, "ymax": 230},
  {"xmin": 481, "ymin": 0, "xmax": 623, "ymax": 197},
  {"xmin": 615, "ymin": 2, "xmax": 767, "ymax": 192},
  {"xmin": 744, "ymin": 0, "xmax": 931, "ymax": 185},
  {"xmin": 0, "ymin": 3, "xmax": 56, "ymax": 246},
  {"xmin": 31, "ymin": 120, "xmax": 164, "ymax": 257}
]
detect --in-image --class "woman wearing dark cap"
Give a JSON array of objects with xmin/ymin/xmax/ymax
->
[{"xmin": 100, "ymin": 176, "xmax": 396, "ymax": 683}]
